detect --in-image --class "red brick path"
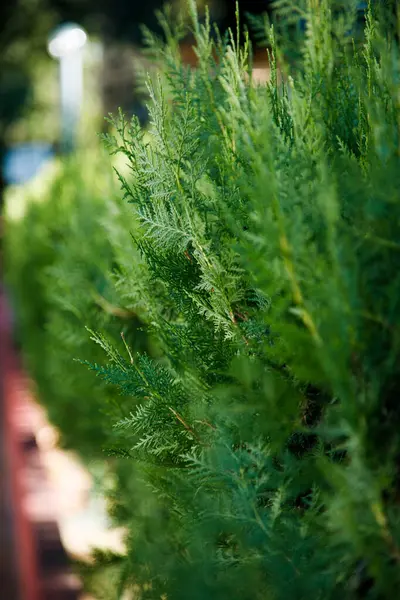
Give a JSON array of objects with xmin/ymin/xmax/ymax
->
[{"xmin": 0, "ymin": 289, "xmax": 82, "ymax": 600}]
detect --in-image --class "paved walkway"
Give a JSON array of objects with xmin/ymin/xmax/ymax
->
[
  {"xmin": 1, "ymin": 286, "xmax": 125, "ymax": 600},
  {"xmin": 1, "ymin": 288, "xmax": 81, "ymax": 600}
]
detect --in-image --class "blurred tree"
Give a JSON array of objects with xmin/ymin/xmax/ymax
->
[{"xmin": 0, "ymin": 0, "xmax": 57, "ymax": 209}]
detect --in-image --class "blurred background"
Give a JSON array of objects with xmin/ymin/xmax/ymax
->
[
  {"xmin": 0, "ymin": 2, "xmax": 273, "ymax": 599},
  {"xmin": 0, "ymin": 0, "xmax": 273, "ymax": 198}
]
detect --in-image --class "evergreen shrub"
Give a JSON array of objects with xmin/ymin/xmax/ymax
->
[
  {"xmin": 4, "ymin": 152, "xmax": 148, "ymax": 457},
  {"xmin": 4, "ymin": 1, "xmax": 400, "ymax": 598}
]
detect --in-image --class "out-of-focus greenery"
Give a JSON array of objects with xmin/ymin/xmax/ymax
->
[
  {"xmin": 4, "ymin": 148, "xmax": 151, "ymax": 457},
  {"xmin": 0, "ymin": 0, "xmax": 55, "ymax": 137}
]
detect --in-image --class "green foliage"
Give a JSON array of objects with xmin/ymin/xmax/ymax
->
[
  {"xmin": 4, "ymin": 151, "xmax": 149, "ymax": 456},
  {"xmin": 5, "ymin": 1, "xmax": 400, "ymax": 598}
]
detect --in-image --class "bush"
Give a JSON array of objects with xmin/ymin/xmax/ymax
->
[
  {"xmin": 4, "ymin": 151, "xmax": 149, "ymax": 457},
  {"xmin": 5, "ymin": 1, "xmax": 400, "ymax": 598}
]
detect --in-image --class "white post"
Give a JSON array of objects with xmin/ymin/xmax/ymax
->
[
  {"xmin": 47, "ymin": 23, "xmax": 87, "ymax": 154},
  {"xmin": 59, "ymin": 50, "xmax": 83, "ymax": 152}
]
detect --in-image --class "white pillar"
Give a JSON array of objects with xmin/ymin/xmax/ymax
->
[
  {"xmin": 47, "ymin": 23, "xmax": 87, "ymax": 154},
  {"xmin": 59, "ymin": 50, "xmax": 84, "ymax": 152}
]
